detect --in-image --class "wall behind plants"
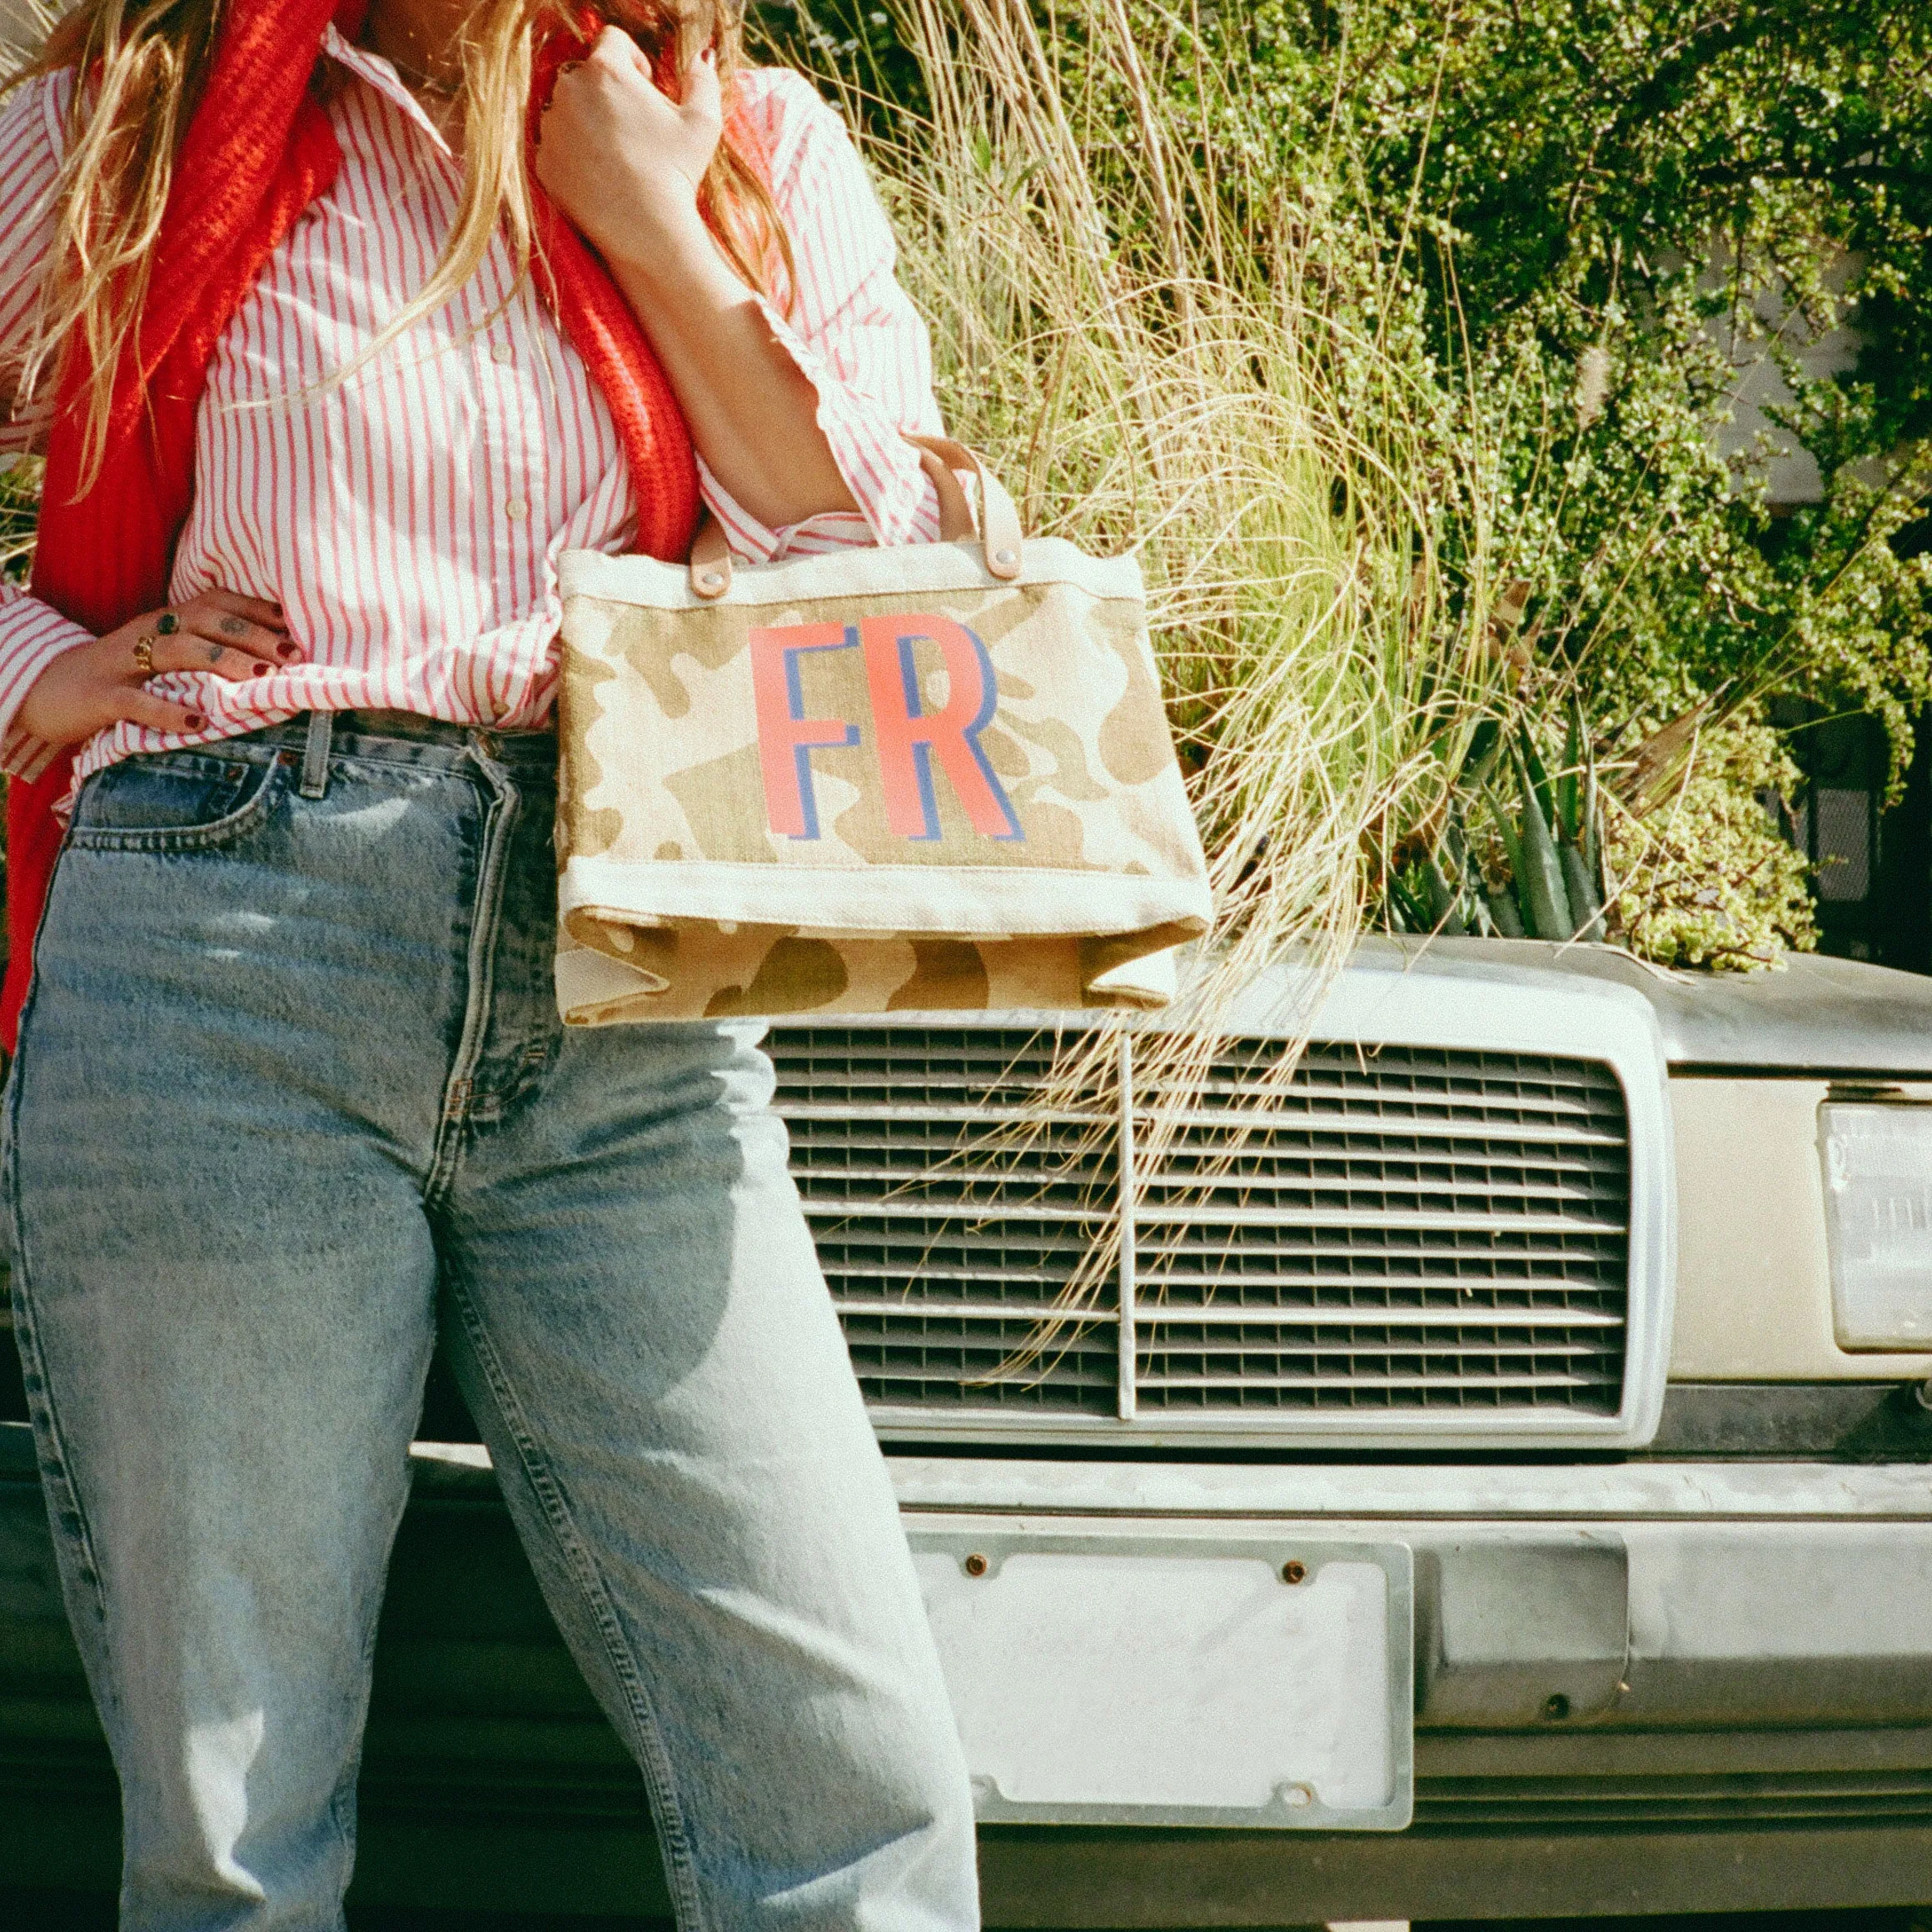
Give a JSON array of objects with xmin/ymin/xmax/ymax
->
[{"xmin": 766, "ymin": 0, "xmax": 1932, "ymax": 968}]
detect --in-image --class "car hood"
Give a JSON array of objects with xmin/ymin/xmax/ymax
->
[{"xmin": 1340, "ymin": 936, "xmax": 1932, "ymax": 1077}]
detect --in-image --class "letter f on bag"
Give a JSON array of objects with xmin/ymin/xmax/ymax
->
[
  {"xmin": 859, "ymin": 614, "xmax": 1022, "ymax": 842},
  {"xmin": 749, "ymin": 623, "xmax": 862, "ymax": 839}
]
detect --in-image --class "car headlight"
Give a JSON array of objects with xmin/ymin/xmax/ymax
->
[{"xmin": 1818, "ymin": 1100, "xmax": 1932, "ymax": 1351}]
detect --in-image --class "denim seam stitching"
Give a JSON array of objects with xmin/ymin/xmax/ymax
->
[
  {"xmin": 66, "ymin": 754, "xmax": 287, "ymax": 854},
  {"xmin": 0, "ymin": 868, "xmax": 124, "ymax": 1733},
  {"xmin": 424, "ymin": 750, "xmax": 520, "ymax": 1203},
  {"xmin": 326, "ymin": 1447, "xmax": 416, "ymax": 1901},
  {"xmin": 2, "ymin": 1191, "xmax": 118, "ymax": 1698},
  {"xmin": 442, "ymin": 1263, "xmax": 710, "ymax": 1932}
]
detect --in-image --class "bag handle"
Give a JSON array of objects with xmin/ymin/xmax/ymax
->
[
  {"xmin": 688, "ymin": 513, "xmax": 733, "ymax": 601},
  {"xmin": 903, "ymin": 431, "xmax": 1024, "ymax": 581},
  {"xmin": 684, "ymin": 432, "xmax": 1024, "ymax": 601}
]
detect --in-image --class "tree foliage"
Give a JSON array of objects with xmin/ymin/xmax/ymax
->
[{"xmin": 765, "ymin": 0, "xmax": 1932, "ymax": 963}]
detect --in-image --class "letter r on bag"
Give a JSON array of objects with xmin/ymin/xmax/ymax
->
[
  {"xmin": 859, "ymin": 614, "xmax": 1023, "ymax": 841},
  {"xmin": 749, "ymin": 622, "xmax": 860, "ymax": 839}
]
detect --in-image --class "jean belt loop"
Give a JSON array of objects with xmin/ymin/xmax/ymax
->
[{"xmin": 299, "ymin": 710, "xmax": 334, "ymax": 800}]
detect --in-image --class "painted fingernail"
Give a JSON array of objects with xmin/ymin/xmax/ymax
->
[
  {"xmin": 253, "ymin": 662, "xmax": 271, "ymax": 676},
  {"xmin": 276, "ymin": 641, "xmax": 300, "ymax": 659},
  {"xmin": 185, "ymin": 714, "xmax": 207, "ymax": 730}
]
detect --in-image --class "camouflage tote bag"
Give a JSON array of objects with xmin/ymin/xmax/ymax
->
[{"xmin": 552, "ymin": 436, "xmax": 1213, "ymax": 1025}]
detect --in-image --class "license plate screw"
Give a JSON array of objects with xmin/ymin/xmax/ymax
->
[
  {"xmin": 1281, "ymin": 1560, "xmax": 1307, "ymax": 1585},
  {"xmin": 964, "ymin": 1552, "xmax": 988, "ymax": 1577}
]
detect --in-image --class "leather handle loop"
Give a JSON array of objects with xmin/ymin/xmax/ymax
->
[
  {"xmin": 913, "ymin": 447, "xmax": 977, "ymax": 543},
  {"xmin": 901, "ymin": 431, "xmax": 1024, "ymax": 580},
  {"xmin": 687, "ymin": 513, "xmax": 732, "ymax": 600}
]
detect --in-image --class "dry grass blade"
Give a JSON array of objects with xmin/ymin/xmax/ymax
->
[{"xmin": 1606, "ymin": 703, "xmax": 1710, "ymax": 818}]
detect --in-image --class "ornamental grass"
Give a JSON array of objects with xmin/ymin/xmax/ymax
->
[{"xmin": 765, "ymin": 0, "xmax": 1513, "ymax": 1365}]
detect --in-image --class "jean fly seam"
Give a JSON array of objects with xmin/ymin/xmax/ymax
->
[
  {"xmin": 425, "ymin": 744, "xmax": 522, "ymax": 1203},
  {"xmin": 441, "ymin": 1260, "xmax": 711, "ymax": 1932}
]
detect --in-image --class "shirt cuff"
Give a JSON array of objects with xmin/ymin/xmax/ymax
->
[
  {"xmin": 698, "ymin": 298, "xmax": 944, "ymax": 563},
  {"xmin": 0, "ymin": 594, "xmax": 92, "ymax": 781}
]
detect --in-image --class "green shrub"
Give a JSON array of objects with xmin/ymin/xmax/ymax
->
[
  {"xmin": 769, "ymin": 0, "xmax": 1932, "ymax": 967},
  {"xmin": 1603, "ymin": 714, "xmax": 1819, "ymax": 968}
]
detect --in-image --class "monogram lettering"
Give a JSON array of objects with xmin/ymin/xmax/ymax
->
[{"xmin": 748, "ymin": 613, "xmax": 1023, "ymax": 844}]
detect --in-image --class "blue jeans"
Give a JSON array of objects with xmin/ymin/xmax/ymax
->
[{"xmin": 3, "ymin": 713, "xmax": 978, "ymax": 1932}]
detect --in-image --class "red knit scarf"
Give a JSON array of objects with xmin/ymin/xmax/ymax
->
[{"xmin": 3, "ymin": 0, "xmax": 711, "ymax": 1045}]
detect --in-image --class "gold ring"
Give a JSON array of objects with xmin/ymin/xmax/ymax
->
[{"xmin": 132, "ymin": 635, "xmax": 155, "ymax": 675}]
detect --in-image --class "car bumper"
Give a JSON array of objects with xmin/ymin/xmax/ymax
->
[
  {"xmin": 889, "ymin": 1453, "xmax": 1932, "ymax": 1731},
  {"xmin": 892, "ymin": 1452, "xmax": 1932, "ymax": 1919},
  {"xmin": 5, "ymin": 1427, "xmax": 1932, "ymax": 1920}
]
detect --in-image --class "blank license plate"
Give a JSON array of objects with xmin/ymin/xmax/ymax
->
[{"xmin": 912, "ymin": 1531, "xmax": 1413, "ymax": 1828}]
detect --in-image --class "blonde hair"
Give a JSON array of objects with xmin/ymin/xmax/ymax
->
[{"xmin": 15, "ymin": 0, "xmax": 790, "ymax": 488}]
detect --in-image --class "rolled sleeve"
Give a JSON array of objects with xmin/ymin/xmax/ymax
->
[
  {"xmin": 706, "ymin": 70, "xmax": 945, "ymax": 560},
  {"xmin": 0, "ymin": 588, "xmax": 92, "ymax": 779}
]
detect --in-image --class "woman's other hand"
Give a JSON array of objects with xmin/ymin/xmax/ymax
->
[
  {"xmin": 535, "ymin": 34, "xmax": 860, "ymax": 530},
  {"xmin": 534, "ymin": 27, "xmax": 722, "ymax": 269},
  {"xmin": 18, "ymin": 590, "xmax": 300, "ymax": 748}
]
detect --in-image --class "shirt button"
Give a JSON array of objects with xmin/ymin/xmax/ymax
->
[
  {"xmin": 492, "ymin": 342, "xmax": 515, "ymax": 366},
  {"xmin": 505, "ymin": 497, "xmax": 528, "ymax": 521}
]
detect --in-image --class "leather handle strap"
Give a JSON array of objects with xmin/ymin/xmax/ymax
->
[
  {"xmin": 685, "ymin": 434, "xmax": 1025, "ymax": 597},
  {"xmin": 687, "ymin": 512, "xmax": 733, "ymax": 600},
  {"xmin": 912, "ymin": 446, "xmax": 977, "ymax": 542},
  {"xmin": 903, "ymin": 431, "xmax": 1024, "ymax": 580}
]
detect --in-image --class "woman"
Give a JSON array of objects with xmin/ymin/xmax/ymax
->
[{"xmin": 0, "ymin": 2, "xmax": 979, "ymax": 1927}]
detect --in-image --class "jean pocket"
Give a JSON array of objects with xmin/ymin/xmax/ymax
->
[{"xmin": 67, "ymin": 749, "xmax": 286, "ymax": 854}]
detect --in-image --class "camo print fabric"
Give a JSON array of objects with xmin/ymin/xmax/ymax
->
[{"xmin": 553, "ymin": 539, "xmax": 1213, "ymax": 1023}]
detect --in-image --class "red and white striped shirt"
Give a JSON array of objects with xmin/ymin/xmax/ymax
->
[{"xmin": 0, "ymin": 26, "xmax": 944, "ymax": 789}]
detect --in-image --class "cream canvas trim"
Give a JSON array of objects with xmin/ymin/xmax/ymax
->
[
  {"xmin": 556, "ymin": 939, "xmax": 673, "ymax": 1006},
  {"xmin": 1086, "ymin": 944, "xmax": 1180, "ymax": 1006},
  {"xmin": 560, "ymin": 854, "xmax": 1212, "ymax": 939},
  {"xmin": 558, "ymin": 536, "xmax": 1144, "ymax": 612},
  {"xmin": 552, "ymin": 932, "xmax": 1188, "ymax": 1021}
]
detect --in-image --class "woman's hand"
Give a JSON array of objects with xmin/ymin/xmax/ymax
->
[
  {"xmin": 18, "ymin": 589, "xmax": 299, "ymax": 749},
  {"xmin": 534, "ymin": 27, "xmax": 722, "ymax": 270},
  {"xmin": 534, "ymin": 28, "xmax": 859, "ymax": 530}
]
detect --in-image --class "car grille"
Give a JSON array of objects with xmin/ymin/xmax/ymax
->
[{"xmin": 769, "ymin": 1023, "xmax": 1633, "ymax": 1431}]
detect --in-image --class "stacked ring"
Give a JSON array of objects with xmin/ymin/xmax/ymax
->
[{"xmin": 132, "ymin": 635, "xmax": 155, "ymax": 675}]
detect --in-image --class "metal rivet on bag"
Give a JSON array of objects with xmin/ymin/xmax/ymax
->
[
  {"xmin": 963, "ymin": 1552, "xmax": 989, "ymax": 1578},
  {"xmin": 1281, "ymin": 1560, "xmax": 1307, "ymax": 1585},
  {"xmin": 697, "ymin": 571, "xmax": 723, "ymax": 593},
  {"xmin": 993, "ymin": 548, "xmax": 1016, "ymax": 566}
]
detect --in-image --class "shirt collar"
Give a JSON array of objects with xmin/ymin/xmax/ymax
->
[{"xmin": 320, "ymin": 19, "xmax": 457, "ymax": 158}]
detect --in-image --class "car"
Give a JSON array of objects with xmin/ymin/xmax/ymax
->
[{"xmin": 6, "ymin": 934, "xmax": 1932, "ymax": 1922}]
